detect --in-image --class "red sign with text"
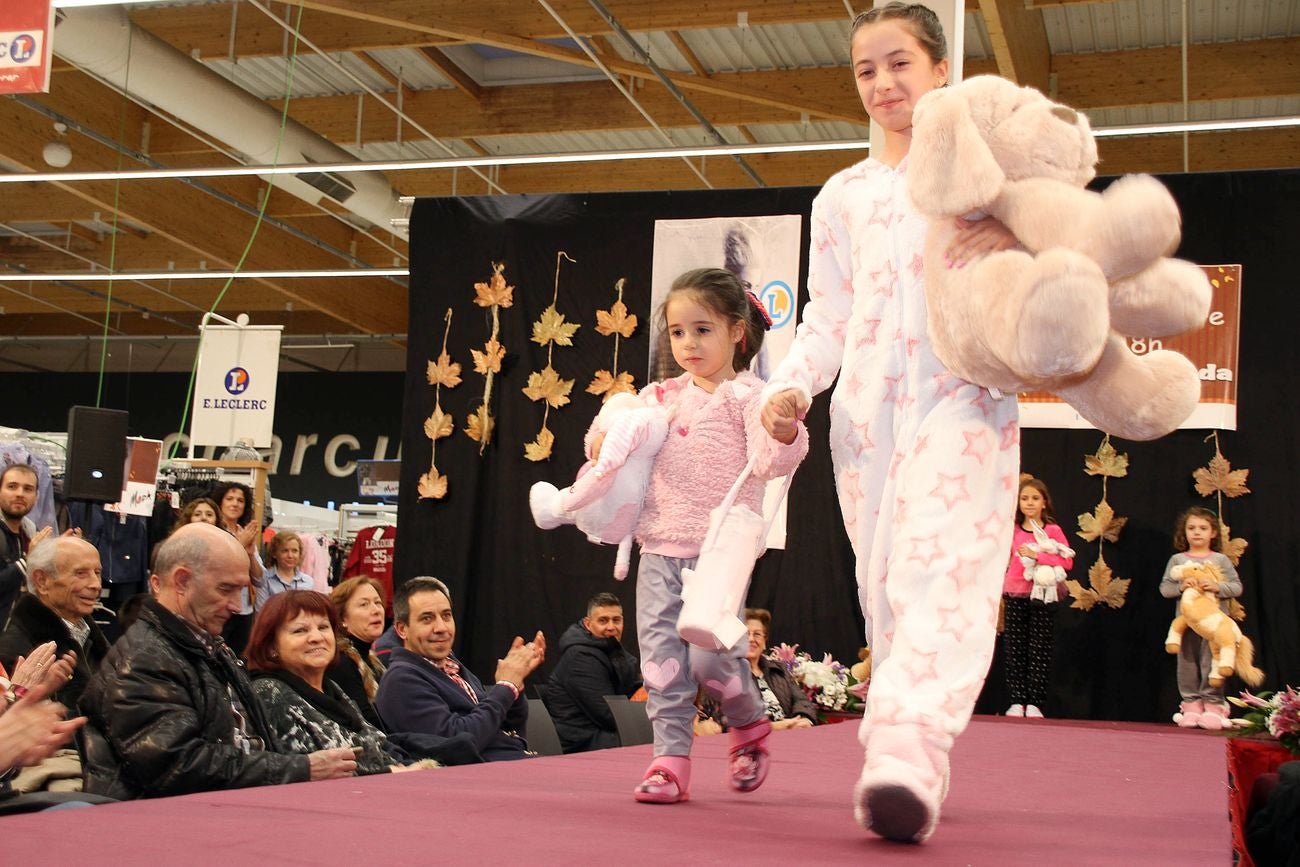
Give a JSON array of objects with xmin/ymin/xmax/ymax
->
[{"xmin": 0, "ymin": 0, "xmax": 54, "ymax": 95}]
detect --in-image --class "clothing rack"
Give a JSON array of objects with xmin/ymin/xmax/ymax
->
[
  {"xmin": 338, "ymin": 502, "xmax": 397, "ymax": 542},
  {"xmin": 162, "ymin": 458, "xmax": 270, "ymax": 528}
]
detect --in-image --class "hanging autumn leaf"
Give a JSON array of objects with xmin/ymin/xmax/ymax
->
[
  {"xmin": 524, "ymin": 426, "xmax": 555, "ymax": 462},
  {"xmin": 1193, "ymin": 452, "xmax": 1251, "ymax": 498},
  {"xmin": 1227, "ymin": 598, "xmax": 1247, "ymax": 622},
  {"xmin": 471, "ymin": 338, "xmax": 505, "ymax": 375},
  {"xmin": 1084, "ymin": 440, "xmax": 1129, "ymax": 478},
  {"xmin": 587, "ymin": 369, "xmax": 637, "ymax": 400},
  {"xmin": 464, "ymin": 406, "xmax": 494, "ymax": 444},
  {"xmin": 473, "ymin": 264, "xmax": 514, "ymax": 308},
  {"xmin": 1220, "ymin": 522, "xmax": 1248, "ymax": 566},
  {"xmin": 417, "ymin": 469, "xmax": 448, "ymax": 500},
  {"xmin": 532, "ymin": 305, "xmax": 580, "ymax": 347},
  {"xmin": 595, "ymin": 299, "xmax": 637, "ymax": 338},
  {"xmin": 1087, "ymin": 557, "xmax": 1131, "ymax": 609},
  {"xmin": 423, "ymin": 407, "xmax": 454, "ymax": 441},
  {"xmin": 1066, "ymin": 579, "xmax": 1099, "ymax": 611},
  {"xmin": 522, "ymin": 365, "xmax": 574, "ymax": 409},
  {"xmin": 1077, "ymin": 500, "xmax": 1128, "ymax": 544},
  {"xmin": 426, "ymin": 352, "xmax": 462, "ymax": 389}
]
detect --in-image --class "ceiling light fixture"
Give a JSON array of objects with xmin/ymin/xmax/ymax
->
[
  {"xmin": 3, "ymin": 113, "xmax": 1296, "ymax": 186},
  {"xmin": 4, "ymin": 268, "xmax": 410, "ymax": 282}
]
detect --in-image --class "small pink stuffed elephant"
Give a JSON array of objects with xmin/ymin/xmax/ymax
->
[
  {"xmin": 529, "ymin": 392, "xmax": 668, "ymax": 579},
  {"xmin": 908, "ymin": 75, "xmax": 1212, "ymax": 441}
]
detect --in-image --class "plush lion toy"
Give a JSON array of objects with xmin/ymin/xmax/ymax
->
[
  {"xmin": 1164, "ymin": 561, "xmax": 1263, "ymax": 687},
  {"xmin": 529, "ymin": 393, "xmax": 668, "ymax": 580},
  {"xmin": 908, "ymin": 76, "xmax": 1212, "ymax": 441}
]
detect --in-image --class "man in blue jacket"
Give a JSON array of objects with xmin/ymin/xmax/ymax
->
[
  {"xmin": 376, "ymin": 576, "xmax": 545, "ymax": 761},
  {"xmin": 543, "ymin": 592, "xmax": 642, "ymax": 753}
]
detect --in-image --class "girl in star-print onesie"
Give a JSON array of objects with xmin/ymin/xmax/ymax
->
[
  {"xmin": 607, "ymin": 267, "xmax": 806, "ymax": 806},
  {"xmin": 762, "ymin": 2, "xmax": 1021, "ymax": 844}
]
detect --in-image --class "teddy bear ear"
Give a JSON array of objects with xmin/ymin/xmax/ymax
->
[{"xmin": 907, "ymin": 86, "xmax": 1006, "ymax": 217}]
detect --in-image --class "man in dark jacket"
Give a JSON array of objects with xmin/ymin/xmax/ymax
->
[
  {"xmin": 79, "ymin": 522, "xmax": 358, "ymax": 799},
  {"xmin": 543, "ymin": 592, "xmax": 642, "ymax": 754},
  {"xmin": 0, "ymin": 536, "xmax": 108, "ymax": 712},
  {"xmin": 0, "ymin": 463, "xmax": 42, "ymax": 627},
  {"xmin": 375, "ymin": 576, "xmax": 545, "ymax": 762}
]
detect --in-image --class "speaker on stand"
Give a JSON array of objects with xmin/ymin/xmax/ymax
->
[{"xmin": 64, "ymin": 406, "xmax": 129, "ymax": 502}]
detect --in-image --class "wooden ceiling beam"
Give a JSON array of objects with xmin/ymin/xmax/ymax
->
[
  {"xmin": 141, "ymin": 35, "xmax": 1300, "ymax": 157},
  {"xmin": 133, "ymin": 1, "xmax": 852, "ymax": 59},
  {"xmin": 0, "ymin": 100, "xmax": 404, "ymax": 332},
  {"xmin": 417, "ymin": 46, "xmax": 483, "ymax": 102},
  {"xmin": 976, "ymin": 0, "xmax": 1051, "ymax": 92}
]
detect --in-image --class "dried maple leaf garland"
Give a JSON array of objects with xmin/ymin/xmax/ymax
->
[
  {"xmin": 418, "ymin": 308, "xmax": 461, "ymax": 500},
  {"xmin": 522, "ymin": 252, "xmax": 580, "ymax": 462},
  {"xmin": 1067, "ymin": 436, "xmax": 1132, "ymax": 611},
  {"xmin": 466, "ymin": 262, "xmax": 514, "ymax": 454},
  {"xmin": 587, "ymin": 277, "xmax": 639, "ymax": 402},
  {"xmin": 1193, "ymin": 431, "xmax": 1252, "ymax": 620}
]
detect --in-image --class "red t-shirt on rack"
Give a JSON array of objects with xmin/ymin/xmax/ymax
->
[{"xmin": 343, "ymin": 525, "xmax": 396, "ymax": 615}]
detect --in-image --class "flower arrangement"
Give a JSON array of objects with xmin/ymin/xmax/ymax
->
[
  {"xmin": 1227, "ymin": 687, "xmax": 1300, "ymax": 755},
  {"xmin": 769, "ymin": 643, "xmax": 867, "ymax": 713}
]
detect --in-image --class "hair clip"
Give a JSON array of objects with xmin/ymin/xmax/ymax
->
[{"xmin": 746, "ymin": 290, "xmax": 772, "ymax": 331}]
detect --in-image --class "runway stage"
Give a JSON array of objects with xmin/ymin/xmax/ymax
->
[{"xmin": 2, "ymin": 715, "xmax": 1229, "ymax": 865}]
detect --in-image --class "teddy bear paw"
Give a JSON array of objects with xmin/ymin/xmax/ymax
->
[{"xmin": 1109, "ymin": 258, "xmax": 1212, "ymax": 338}]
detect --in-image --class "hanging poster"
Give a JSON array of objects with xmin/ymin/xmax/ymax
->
[
  {"xmin": 0, "ymin": 0, "xmax": 54, "ymax": 95},
  {"xmin": 191, "ymin": 324, "xmax": 283, "ymax": 448}
]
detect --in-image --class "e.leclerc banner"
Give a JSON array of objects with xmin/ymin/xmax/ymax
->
[
  {"xmin": 0, "ymin": 0, "xmax": 54, "ymax": 95},
  {"xmin": 1019, "ymin": 264, "xmax": 1241, "ymax": 431},
  {"xmin": 190, "ymin": 325, "xmax": 283, "ymax": 449}
]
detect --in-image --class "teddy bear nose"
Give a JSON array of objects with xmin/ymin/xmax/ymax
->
[{"xmin": 1050, "ymin": 106, "xmax": 1078, "ymax": 125}]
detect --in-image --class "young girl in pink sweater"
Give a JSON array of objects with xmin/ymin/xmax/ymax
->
[
  {"xmin": 626, "ymin": 267, "xmax": 806, "ymax": 805},
  {"xmin": 1001, "ymin": 478, "xmax": 1074, "ymax": 719}
]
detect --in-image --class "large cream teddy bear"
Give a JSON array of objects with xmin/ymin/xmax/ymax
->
[
  {"xmin": 529, "ymin": 393, "xmax": 668, "ymax": 580},
  {"xmin": 908, "ymin": 75, "xmax": 1212, "ymax": 441}
]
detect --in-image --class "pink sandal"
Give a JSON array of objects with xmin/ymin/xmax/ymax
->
[
  {"xmin": 634, "ymin": 756, "xmax": 691, "ymax": 804},
  {"xmin": 728, "ymin": 717, "xmax": 773, "ymax": 793}
]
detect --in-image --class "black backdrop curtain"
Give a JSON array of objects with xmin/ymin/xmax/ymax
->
[{"xmin": 399, "ymin": 170, "xmax": 1299, "ymax": 723}]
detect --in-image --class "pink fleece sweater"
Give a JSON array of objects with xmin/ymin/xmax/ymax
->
[
  {"xmin": 1002, "ymin": 523, "xmax": 1074, "ymax": 597},
  {"xmin": 634, "ymin": 372, "xmax": 808, "ymax": 558}
]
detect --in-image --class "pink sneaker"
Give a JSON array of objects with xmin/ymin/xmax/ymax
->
[
  {"xmin": 727, "ymin": 717, "xmax": 772, "ymax": 793},
  {"xmin": 1173, "ymin": 700, "xmax": 1204, "ymax": 728},
  {"xmin": 1024, "ymin": 705, "xmax": 1044, "ymax": 719},
  {"xmin": 634, "ymin": 756, "xmax": 691, "ymax": 804},
  {"xmin": 854, "ymin": 725, "xmax": 949, "ymax": 844},
  {"xmin": 1005, "ymin": 703, "xmax": 1025, "ymax": 717}
]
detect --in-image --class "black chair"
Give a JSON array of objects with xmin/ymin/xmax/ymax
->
[
  {"xmin": 525, "ymin": 699, "xmax": 564, "ymax": 757},
  {"xmin": 604, "ymin": 695, "xmax": 653, "ymax": 746}
]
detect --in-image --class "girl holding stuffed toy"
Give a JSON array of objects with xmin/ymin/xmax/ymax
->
[
  {"xmin": 1001, "ymin": 477, "xmax": 1073, "ymax": 719},
  {"xmin": 1159, "ymin": 506, "xmax": 1242, "ymax": 730},
  {"xmin": 619, "ymin": 267, "xmax": 806, "ymax": 806},
  {"xmin": 761, "ymin": 1, "xmax": 1020, "ymax": 844}
]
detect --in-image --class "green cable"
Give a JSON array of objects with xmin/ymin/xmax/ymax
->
[
  {"xmin": 167, "ymin": 3, "xmax": 306, "ymax": 458},
  {"xmin": 95, "ymin": 24, "xmax": 134, "ymax": 408}
]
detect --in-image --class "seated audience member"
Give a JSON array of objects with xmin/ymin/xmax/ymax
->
[
  {"xmin": 246, "ymin": 591, "xmax": 430, "ymax": 775},
  {"xmin": 0, "ymin": 678, "xmax": 111, "ymax": 814},
  {"xmin": 701, "ymin": 609, "xmax": 818, "ymax": 731},
  {"xmin": 79, "ymin": 523, "xmax": 358, "ymax": 799},
  {"xmin": 255, "ymin": 531, "xmax": 316, "ymax": 609},
  {"xmin": 376, "ymin": 577, "xmax": 544, "ymax": 762},
  {"xmin": 151, "ymin": 497, "xmax": 219, "ymax": 570},
  {"xmin": 1247, "ymin": 760, "xmax": 1300, "ymax": 867},
  {"xmin": 0, "ymin": 537, "xmax": 108, "ymax": 711},
  {"xmin": 328, "ymin": 576, "xmax": 388, "ymax": 729},
  {"xmin": 543, "ymin": 592, "xmax": 642, "ymax": 753}
]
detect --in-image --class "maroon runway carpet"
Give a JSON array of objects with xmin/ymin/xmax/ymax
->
[{"xmin": 3, "ymin": 716, "xmax": 1228, "ymax": 864}]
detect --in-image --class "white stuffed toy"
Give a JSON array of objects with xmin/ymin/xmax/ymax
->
[
  {"xmin": 908, "ymin": 75, "xmax": 1212, "ymax": 442},
  {"xmin": 1019, "ymin": 520, "xmax": 1075, "ymax": 605},
  {"xmin": 529, "ymin": 392, "xmax": 668, "ymax": 580}
]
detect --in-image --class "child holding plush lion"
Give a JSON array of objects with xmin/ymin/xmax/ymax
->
[{"xmin": 1159, "ymin": 506, "xmax": 1242, "ymax": 730}]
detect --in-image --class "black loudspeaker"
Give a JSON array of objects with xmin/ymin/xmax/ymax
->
[{"xmin": 64, "ymin": 406, "xmax": 128, "ymax": 502}]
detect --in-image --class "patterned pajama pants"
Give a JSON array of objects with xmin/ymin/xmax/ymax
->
[
  {"xmin": 1001, "ymin": 596, "xmax": 1055, "ymax": 708},
  {"xmin": 831, "ymin": 376, "xmax": 1020, "ymax": 755},
  {"xmin": 635, "ymin": 552, "xmax": 764, "ymax": 757}
]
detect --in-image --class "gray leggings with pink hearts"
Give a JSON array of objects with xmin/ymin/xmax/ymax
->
[{"xmin": 636, "ymin": 552, "xmax": 764, "ymax": 756}]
